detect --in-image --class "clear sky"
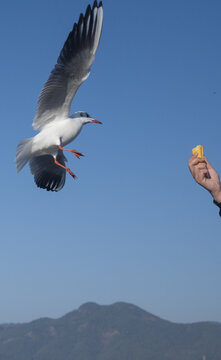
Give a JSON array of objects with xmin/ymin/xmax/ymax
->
[{"xmin": 0, "ymin": 0, "xmax": 221, "ymax": 324}]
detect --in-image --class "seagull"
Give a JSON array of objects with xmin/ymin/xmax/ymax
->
[{"xmin": 16, "ymin": 0, "xmax": 103, "ymax": 192}]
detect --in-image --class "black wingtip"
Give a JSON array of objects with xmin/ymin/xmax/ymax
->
[
  {"xmin": 99, "ymin": 1, "xmax": 102, "ymax": 7},
  {"xmin": 73, "ymin": 23, "xmax": 77, "ymax": 32},
  {"xmin": 86, "ymin": 4, "xmax": 91, "ymax": 16},
  {"xmin": 78, "ymin": 13, "xmax": 84, "ymax": 23},
  {"xmin": 93, "ymin": 0, "xmax": 98, "ymax": 9}
]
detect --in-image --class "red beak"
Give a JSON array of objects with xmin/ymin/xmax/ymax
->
[{"xmin": 91, "ymin": 119, "xmax": 102, "ymax": 124}]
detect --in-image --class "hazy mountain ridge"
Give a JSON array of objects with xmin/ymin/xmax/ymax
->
[{"xmin": 0, "ymin": 302, "xmax": 220, "ymax": 360}]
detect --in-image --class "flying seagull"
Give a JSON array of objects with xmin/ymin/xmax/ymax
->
[{"xmin": 16, "ymin": 0, "xmax": 103, "ymax": 192}]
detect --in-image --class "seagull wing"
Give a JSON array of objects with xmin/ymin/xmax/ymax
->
[
  {"xmin": 32, "ymin": 1, "xmax": 103, "ymax": 131},
  {"xmin": 29, "ymin": 151, "xmax": 67, "ymax": 192}
]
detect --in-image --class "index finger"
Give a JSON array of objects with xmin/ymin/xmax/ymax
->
[{"xmin": 189, "ymin": 155, "xmax": 206, "ymax": 167}]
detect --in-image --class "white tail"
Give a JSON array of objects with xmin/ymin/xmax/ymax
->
[{"xmin": 16, "ymin": 138, "xmax": 33, "ymax": 173}]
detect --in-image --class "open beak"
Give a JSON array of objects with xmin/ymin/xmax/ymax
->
[{"xmin": 91, "ymin": 119, "xmax": 102, "ymax": 124}]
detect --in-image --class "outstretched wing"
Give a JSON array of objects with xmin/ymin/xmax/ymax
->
[
  {"xmin": 29, "ymin": 151, "xmax": 67, "ymax": 192},
  {"xmin": 32, "ymin": 1, "xmax": 103, "ymax": 131}
]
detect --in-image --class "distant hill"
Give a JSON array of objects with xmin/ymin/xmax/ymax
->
[{"xmin": 0, "ymin": 302, "xmax": 221, "ymax": 360}]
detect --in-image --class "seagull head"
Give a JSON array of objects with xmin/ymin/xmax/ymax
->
[{"xmin": 71, "ymin": 111, "xmax": 102, "ymax": 125}]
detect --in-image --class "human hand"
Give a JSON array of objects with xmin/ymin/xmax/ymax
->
[{"xmin": 188, "ymin": 154, "xmax": 221, "ymax": 203}]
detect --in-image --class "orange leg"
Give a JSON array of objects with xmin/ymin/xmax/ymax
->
[
  {"xmin": 54, "ymin": 157, "xmax": 77, "ymax": 179},
  {"xmin": 58, "ymin": 145, "xmax": 84, "ymax": 159}
]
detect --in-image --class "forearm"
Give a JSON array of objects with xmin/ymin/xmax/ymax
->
[{"xmin": 211, "ymin": 188, "xmax": 221, "ymax": 203}]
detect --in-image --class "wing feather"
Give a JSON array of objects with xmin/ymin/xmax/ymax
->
[
  {"xmin": 33, "ymin": 1, "xmax": 103, "ymax": 131},
  {"xmin": 29, "ymin": 151, "xmax": 67, "ymax": 192}
]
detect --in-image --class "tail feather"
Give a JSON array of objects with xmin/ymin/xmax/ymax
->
[{"xmin": 16, "ymin": 138, "xmax": 33, "ymax": 173}]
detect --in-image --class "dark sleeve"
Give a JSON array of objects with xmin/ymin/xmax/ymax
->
[{"xmin": 213, "ymin": 200, "xmax": 221, "ymax": 217}]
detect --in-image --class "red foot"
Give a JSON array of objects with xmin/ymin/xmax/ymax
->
[
  {"xmin": 71, "ymin": 150, "xmax": 84, "ymax": 159},
  {"xmin": 58, "ymin": 145, "xmax": 84, "ymax": 159},
  {"xmin": 54, "ymin": 158, "xmax": 77, "ymax": 180},
  {"xmin": 67, "ymin": 168, "xmax": 77, "ymax": 179}
]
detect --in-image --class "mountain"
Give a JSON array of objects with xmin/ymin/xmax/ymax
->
[{"xmin": 0, "ymin": 302, "xmax": 220, "ymax": 360}]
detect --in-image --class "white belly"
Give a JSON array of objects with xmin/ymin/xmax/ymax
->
[
  {"xmin": 31, "ymin": 118, "xmax": 83, "ymax": 156},
  {"xmin": 60, "ymin": 121, "xmax": 82, "ymax": 146}
]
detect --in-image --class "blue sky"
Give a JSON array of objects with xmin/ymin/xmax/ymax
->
[{"xmin": 0, "ymin": 0, "xmax": 221, "ymax": 324}]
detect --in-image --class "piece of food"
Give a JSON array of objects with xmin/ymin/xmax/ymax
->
[{"xmin": 192, "ymin": 145, "xmax": 204, "ymax": 158}]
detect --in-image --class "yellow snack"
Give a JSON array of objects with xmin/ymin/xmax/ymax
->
[{"xmin": 192, "ymin": 145, "xmax": 204, "ymax": 158}]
